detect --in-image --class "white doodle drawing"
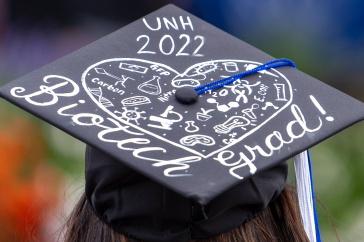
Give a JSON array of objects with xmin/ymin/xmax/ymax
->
[
  {"xmin": 94, "ymin": 68, "xmax": 132, "ymax": 88},
  {"xmin": 185, "ymin": 121, "xmax": 199, "ymax": 133},
  {"xmin": 274, "ymin": 83, "xmax": 287, "ymax": 101},
  {"xmin": 225, "ymin": 80, "xmax": 261, "ymax": 103},
  {"xmin": 223, "ymin": 62, "xmax": 239, "ymax": 72},
  {"xmin": 171, "ymin": 75, "xmax": 201, "ymax": 88},
  {"xmin": 241, "ymin": 103, "xmax": 259, "ymax": 119},
  {"xmin": 262, "ymin": 102, "xmax": 279, "ymax": 110},
  {"xmin": 244, "ymin": 64, "xmax": 278, "ymax": 77},
  {"xmin": 115, "ymin": 107, "xmax": 147, "ymax": 125},
  {"xmin": 214, "ymin": 116, "xmax": 251, "ymax": 134},
  {"xmin": 148, "ymin": 105, "xmax": 183, "ymax": 130},
  {"xmin": 196, "ymin": 108, "xmax": 214, "ymax": 121},
  {"xmin": 121, "ymin": 96, "xmax": 151, "ymax": 107},
  {"xmin": 222, "ymin": 132, "xmax": 238, "ymax": 144},
  {"xmin": 88, "ymin": 87, "xmax": 114, "ymax": 108},
  {"xmin": 115, "ymin": 75, "xmax": 135, "ymax": 87},
  {"xmin": 234, "ymin": 89, "xmax": 248, "ymax": 103},
  {"xmin": 207, "ymin": 98, "xmax": 239, "ymax": 112},
  {"xmin": 82, "ymin": 58, "xmax": 293, "ymax": 159},
  {"xmin": 195, "ymin": 62, "xmax": 218, "ymax": 74},
  {"xmin": 171, "ymin": 62, "xmax": 218, "ymax": 87},
  {"xmin": 180, "ymin": 134, "xmax": 215, "ymax": 147},
  {"xmin": 119, "ymin": 62, "xmax": 148, "ymax": 74},
  {"xmin": 237, "ymin": 80, "xmax": 261, "ymax": 95},
  {"xmin": 138, "ymin": 76, "xmax": 162, "ymax": 95}
]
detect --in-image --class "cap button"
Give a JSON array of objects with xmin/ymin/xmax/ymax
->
[{"xmin": 175, "ymin": 87, "xmax": 198, "ymax": 104}]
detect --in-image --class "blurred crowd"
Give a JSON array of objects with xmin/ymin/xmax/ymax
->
[{"xmin": 1, "ymin": 1, "xmax": 364, "ymax": 241}]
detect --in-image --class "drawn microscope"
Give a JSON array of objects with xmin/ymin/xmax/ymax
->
[
  {"xmin": 214, "ymin": 116, "xmax": 251, "ymax": 134},
  {"xmin": 148, "ymin": 105, "xmax": 183, "ymax": 130}
]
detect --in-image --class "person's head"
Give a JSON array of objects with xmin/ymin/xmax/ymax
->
[{"xmin": 63, "ymin": 146, "xmax": 309, "ymax": 242}]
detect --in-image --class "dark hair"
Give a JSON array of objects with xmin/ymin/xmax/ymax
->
[{"xmin": 64, "ymin": 185, "xmax": 309, "ymax": 242}]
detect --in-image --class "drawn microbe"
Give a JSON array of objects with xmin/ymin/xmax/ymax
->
[
  {"xmin": 180, "ymin": 134, "xmax": 215, "ymax": 147},
  {"xmin": 115, "ymin": 107, "xmax": 146, "ymax": 125},
  {"xmin": 195, "ymin": 62, "xmax": 218, "ymax": 74}
]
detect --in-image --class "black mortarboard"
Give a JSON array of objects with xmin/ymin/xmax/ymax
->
[{"xmin": 1, "ymin": 4, "xmax": 364, "ymax": 242}]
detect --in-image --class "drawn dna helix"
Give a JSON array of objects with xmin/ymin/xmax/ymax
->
[{"xmin": 88, "ymin": 87, "xmax": 114, "ymax": 108}]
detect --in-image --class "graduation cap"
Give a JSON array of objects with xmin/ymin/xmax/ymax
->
[{"xmin": 1, "ymin": 4, "xmax": 364, "ymax": 242}]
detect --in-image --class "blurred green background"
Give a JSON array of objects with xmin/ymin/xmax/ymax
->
[{"xmin": 1, "ymin": 0, "xmax": 364, "ymax": 241}]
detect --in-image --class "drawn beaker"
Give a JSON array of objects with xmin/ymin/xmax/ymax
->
[{"xmin": 138, "ymin": 76, "xmax": 162, "ymax": 95}]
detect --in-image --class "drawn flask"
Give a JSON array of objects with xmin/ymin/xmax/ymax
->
[{"xmin": 138, "ymin": 76, "xmax": 162, "ymax": 95}]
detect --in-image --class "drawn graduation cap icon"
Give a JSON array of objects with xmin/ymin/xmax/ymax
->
[{"xmin": 1, "ymin": 4, "xmax": 364, "ymax": 242}]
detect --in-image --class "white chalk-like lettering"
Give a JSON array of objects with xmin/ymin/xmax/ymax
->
[
  {"xmin": 163, "ymin": 17, "xmax": 179, "ymax": 30},
  {"xmin": 143, "ymin": 17, "xmax": 161, "ymax": 31},
  {"xmin": 143, "ymin": 16, "xmax": 194, "ymax": 31},
  {"xmin": 214, "ymin": 103, "xmax": 326, "ymax": 179},
  {"xmin": 179, "ymin": 16, "xmax": 194, "ymax": 31},
  {"xmin": 10, "ymin": 75, "xmax": 79, "ymax": 106}
]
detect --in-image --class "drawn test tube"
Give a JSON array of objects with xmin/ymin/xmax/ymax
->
[{"xmin": 274, "ymin": 83, "xmax": 287, "ymax": 101}]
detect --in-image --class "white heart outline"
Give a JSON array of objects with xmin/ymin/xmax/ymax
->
[{"xmin": 81, "ymin": 58, "xmax": 293, "ymax": 159}]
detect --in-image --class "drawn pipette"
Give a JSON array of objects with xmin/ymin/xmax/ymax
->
[{"xmin": 94, "ymin": 68, "xmax": 126, "ymax": 87}]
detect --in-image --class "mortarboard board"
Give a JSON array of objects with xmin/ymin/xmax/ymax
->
[{"xmin": 1, "ymin": 4, "xmax": 364, "ymax": 242}]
